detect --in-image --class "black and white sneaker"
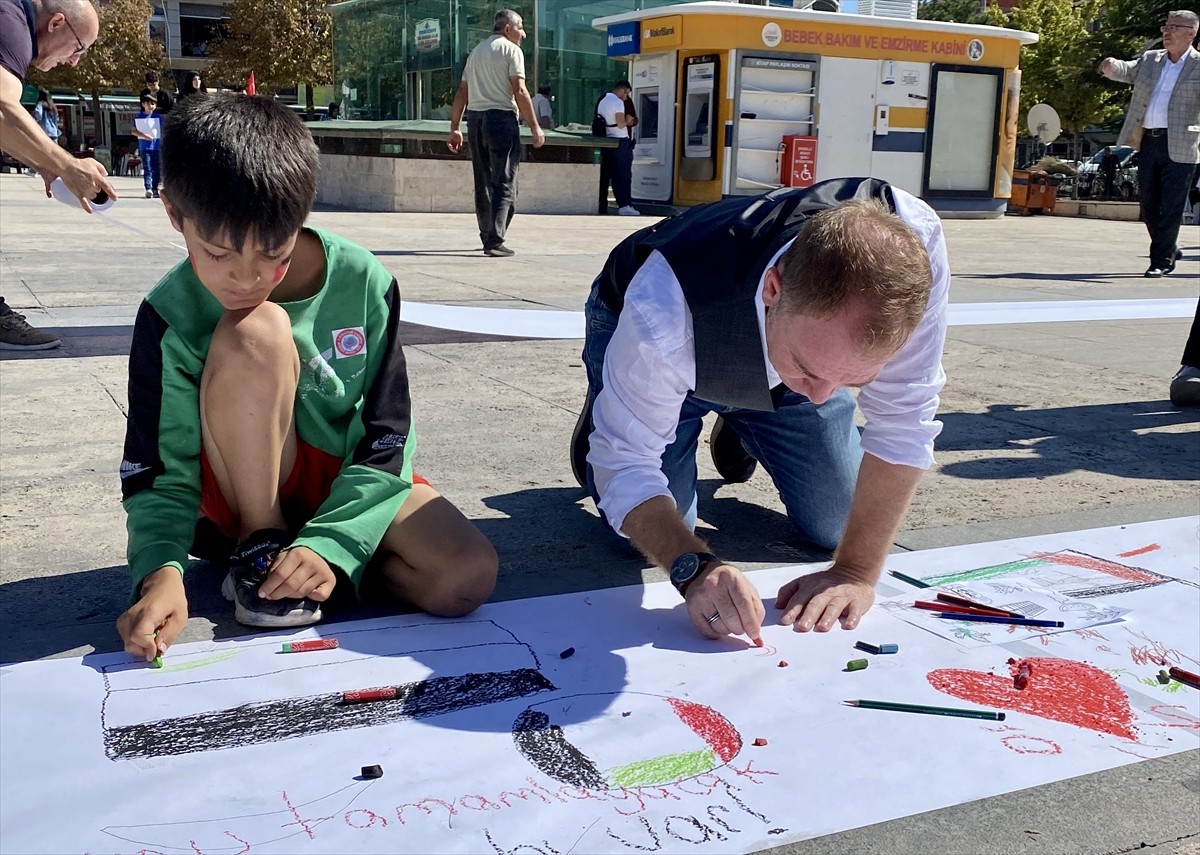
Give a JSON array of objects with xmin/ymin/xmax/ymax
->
[{"xmin": 220, "ymin": 528, "xmax": 322, "ymax": 628}]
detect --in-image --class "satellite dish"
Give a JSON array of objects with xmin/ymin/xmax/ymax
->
[{"xmin": 1027, "ymin": 103, "xmax": 1062, "ymax": 145}]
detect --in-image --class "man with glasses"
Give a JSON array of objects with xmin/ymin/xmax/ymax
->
[
  {"xmin": 1099, "ymin": 10, "xmax": 1199, "ymax": 279},
  {"xmin": 0, "ymin": 0, "xmax": 115, "ymax": 349}
]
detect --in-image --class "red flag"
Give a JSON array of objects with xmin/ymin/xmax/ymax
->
[{"xmin": 246, "ymin": 72, "xmax": 256, "ymax": 96}]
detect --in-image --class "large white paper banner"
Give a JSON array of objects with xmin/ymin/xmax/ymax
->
[{"xmin": 2, "ymin": 518, "xmax": 1197, "ymax": 854}]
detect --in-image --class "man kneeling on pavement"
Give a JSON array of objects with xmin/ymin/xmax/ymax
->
[{"xmin": 573, "ymin": 177, "xmax": 949, "ymax": 643}]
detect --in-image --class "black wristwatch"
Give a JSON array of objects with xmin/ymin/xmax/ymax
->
[{"xmin": 669, "ymin": 551, "xmax": 719, "ymax": 597}]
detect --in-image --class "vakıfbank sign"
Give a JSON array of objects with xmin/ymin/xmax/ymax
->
[{"xmin": 641, "ymin": 16, "xmax": 682, "ymax": 50}]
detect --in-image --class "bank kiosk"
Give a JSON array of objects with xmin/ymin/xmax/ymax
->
[{"xmin": 594, "ymin": 3, "xmax": 1037, "ymax": 217}]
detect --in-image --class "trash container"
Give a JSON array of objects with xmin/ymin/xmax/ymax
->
[{"xmin": 1009, "ymin": 169, "xmax": 1058, "ymax": 215}]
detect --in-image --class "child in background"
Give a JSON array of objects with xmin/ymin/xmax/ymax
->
[
  {"xmin": 131, "ymin": 93, "xmax": 162, "ymax": 198},
  {"xmin": 116, "ymin": 94, "xmax": 498, "ymax": 661}
]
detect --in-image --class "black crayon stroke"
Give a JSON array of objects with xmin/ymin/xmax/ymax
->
[{"xmin": 105, "ymin": 668, "xmax": 556, "ymax": 759}]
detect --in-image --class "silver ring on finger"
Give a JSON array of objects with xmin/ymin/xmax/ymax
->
[{"xmin": 706, "ymin": 611, "xmax": 721, "ymax": 625}]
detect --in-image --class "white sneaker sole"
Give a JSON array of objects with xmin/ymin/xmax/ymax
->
[{"xmin": 221, "ymin": 572, "xmax": 323, "ymax": 628}]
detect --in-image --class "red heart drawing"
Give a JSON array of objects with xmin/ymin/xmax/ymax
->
[{"xmin": 927, "ymin": 658, "xmax": 1135, "ymax": 740}]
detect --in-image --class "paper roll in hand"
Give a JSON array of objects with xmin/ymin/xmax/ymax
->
[{"xmin": 49, "ymin": 177, "xmax": 115, "ymax": 212}]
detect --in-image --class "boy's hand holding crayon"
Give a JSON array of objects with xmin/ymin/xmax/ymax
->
[{"xmin": 116, "ymin": 566, "xmax": 188, "ymax": 662}]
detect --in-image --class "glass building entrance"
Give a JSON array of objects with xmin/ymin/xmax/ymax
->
[{"xmin": 330, "ymin": 0, "xmax": 683, "ymax": 125}]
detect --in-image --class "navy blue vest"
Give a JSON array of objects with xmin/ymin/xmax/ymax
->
[{"xmin": 596, "ymin": 177, "xmax": 897, "ymax": 411}]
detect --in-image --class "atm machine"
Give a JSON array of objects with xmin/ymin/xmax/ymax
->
[
  {"xmin": 680, "ymin": 54, "xmax": 718, "ymax": 182},
  {"xmin": 628, "ymin": 54, "xmax": 676, "ymax": 203}
]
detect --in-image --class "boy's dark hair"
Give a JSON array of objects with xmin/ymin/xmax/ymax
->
[
  {"xmin": 139, "ymin": 90, "xmax": 156, "ymax": 104},
  {"xmin": 162, "ymin": 94, "xmax": 319, "ymax": 252},
  {"xmin": 537, "ymin": 83, "xmax": 552, "ymax": 97},
  {"xmin": 145, "ymin": 71, "xmax": 159, "ymax": 84}
]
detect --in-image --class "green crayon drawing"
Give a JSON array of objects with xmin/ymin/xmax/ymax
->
[
  {"xmin": 158, "ymin": 650, "xmax": 239, "ymax": 673},
  {"xmin": 608, "ymin": 748, "xmax": 718, "ymax": 788}
]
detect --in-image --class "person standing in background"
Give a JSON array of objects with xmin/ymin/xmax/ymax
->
[
  {"xmin": 1099, "ymin": 10, "xmax": 1200, "ymax": 278},
  {"xmin": 144, "ymin": 70, "xmax": 172, "ymax": 114},
  {"xmin": 596, "ymin": 79, "xmax": 639, "ymax": 216},
  {"xmin": 177, "ymin": 71, "xmax": 203, "ymax": 102},
  {"xmin": 446, "ymin": 9, "xmax": 545, "ymax": 258},
  {"xmin": 531, "ymin": 83, "xmax": 553, "ymax": 129},
  {"xmin": 131, "ymin": 91, "xmax": 162, "ymax": 198}
]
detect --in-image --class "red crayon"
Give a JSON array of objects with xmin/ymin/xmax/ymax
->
[
  {"xmin": 1168, "ymin": 667, "xmax": 1200, "ymax": 690},
  {"xmin": 1013, "ymin": 661, "xmax": 1033, "ymax": 691},
  {"xmin": 343, "ymin": 687, "xmax": 399, "ymax": 705},
  {"xmin": 281, "ymin": 638, "xmax": 339, "ymax": 654}
]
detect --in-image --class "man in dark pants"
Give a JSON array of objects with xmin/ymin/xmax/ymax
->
[
  {"xmin": 596, "ymin": 80, "xmax": 639, "ymax": 216},
  {"xmin": 447, "ymin": 9, "xmax": 544, "ymax": 257},
  {"xmin": 1100, "ymin": 10, "xmax": 1199, "ymax": 278}
]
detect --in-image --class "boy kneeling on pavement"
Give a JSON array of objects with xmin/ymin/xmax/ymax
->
[{"xmin": 118, "ymin": 94, "xmax": 498, "ymax": 660}]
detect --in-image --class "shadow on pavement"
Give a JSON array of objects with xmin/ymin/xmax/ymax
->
[{"xmin": 937, "ymin": 400, "xmax": 1200, "ymax": 481}]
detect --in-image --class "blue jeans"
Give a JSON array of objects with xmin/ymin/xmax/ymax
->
[
  {"xmin": 581, "ymin": 283, "xmax": 862, "ymax": 549},
  {"xmin": 139, "ymin": 146, "xmax": 160, "ymax": 193}
]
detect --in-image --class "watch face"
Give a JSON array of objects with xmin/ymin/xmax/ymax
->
[{"xmin": 670, "ymin": 553, "xmax": 701, "ymax": 588}]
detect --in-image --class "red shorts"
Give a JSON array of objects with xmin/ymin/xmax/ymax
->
[{"xmin": 199, "ymin": 439, "xmax": 429, "ymax": 538}]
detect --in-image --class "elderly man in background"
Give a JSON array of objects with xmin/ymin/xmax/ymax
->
[
  {"xmin": 447, "ymin": 9, "xmax": 545, "ymax": 258},
  {"xmin": 1099, "ymin": 10, "xmax": 1200, "ymax": 279},
  {"xmin": 0, "ymin": 0, "xmax": 115, "ymax": 350}
]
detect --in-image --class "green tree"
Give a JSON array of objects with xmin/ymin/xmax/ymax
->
[
  {"xmin": 207, "ymin": 0, "xmax": 333, "ymax": 116},
  {"xmin": 918, "ymin": 0, "xmax": 989, "ymax": 25},
  {"xmin": 990, "ymin": 0, "xmax": 1125, "ymax": 160},
  {"xmin": 34, "ymin": 0, "xmax": 163, "ymax": 138}
]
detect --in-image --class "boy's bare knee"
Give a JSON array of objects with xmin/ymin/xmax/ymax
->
[
  {"xmin": 211, "ymin": 302, "xmax": 295, "ymax": 363},
  {"xmin": 421, "ymin": 543, "xmax": 499, "ymax": 618}
]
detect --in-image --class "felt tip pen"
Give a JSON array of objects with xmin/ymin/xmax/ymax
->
[
  {"xmin": 844, "ymin": 699, "xmax": 1006, "ymax": 721},
  {"xmin": 281, "ymin": 638, "xmax": 339, "ymax": 653},
  {"xmin": 936, "ymin": 612, "xmax": 1065, "ymax": 629},
  {"xmin": 1168, "ymin": 667, "xmax": 1200, "ymax": 690},
  {"xmin": 342, "ymin": 687, "xmax": 399, "ymax": 705},
  {"xmin": 913, "ymin": 601, "xmax": 1013, "ymax": 618},
  {"xmin": 888, "ymin": 570, "xmax": 931, "ymax": 589},
  {"xmin": 934, "ymin": 592, "xmax": 1025, "ymax": 618}
]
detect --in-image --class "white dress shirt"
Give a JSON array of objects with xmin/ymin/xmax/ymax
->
[
  {"xmin": 1144, "ymin": 55, "xmax": 1186, "ymax": 129},
  {"xmin": 588, "ymin": 187, "xmax": 950, "ymax": 536}
]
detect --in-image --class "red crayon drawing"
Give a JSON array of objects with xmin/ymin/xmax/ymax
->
[
  {"xmin": 1001, "ymin": 735, "xmax": 1062, "ymax": 755},
  {"xmin": 927, "ymin": 658, "xmax": 1136, "ymax": 740},
  {"xmin": 1117, "ymin": 543, "xmax": 1160, "ymax": 558}
]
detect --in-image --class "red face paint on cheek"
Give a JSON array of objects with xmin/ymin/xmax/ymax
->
[{"xmin": 271, "ymin": 261, "xmax": 291, "ymax": 285}]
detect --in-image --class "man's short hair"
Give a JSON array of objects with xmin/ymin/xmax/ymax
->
[
  {"xmin": 145, "ymin": 71, "xmax": 159, "ymax": 84},
  {"xmin": 493, "ymin": 9, "xmax": 520, "ymax": 31},
  {"xmin": 614, "ymin": 79, "xmax": 632, "ymax": 91},
  {"xmin": 776, "ymin": 198, "xmax": 932, "ymax": 356},
  {"xmin": 161, "ymin": 94, "xmax": 319, "ymax": 253},
  {"xmin": 1168, "ymin": 10, "xmax": 1199, "ymax": 28},
  {"xmin": 537, "ymin": 83, "xmax": 552, "ymax": 97}
]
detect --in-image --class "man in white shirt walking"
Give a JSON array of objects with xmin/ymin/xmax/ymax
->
[
  {"xmin": 447, "ymin": 9, "xmax": 545, "ymax": 257},
  {"xmin": 1099, "ymin": 10, "xmax": 1199, "ymax": 278},
  {"xmin": 571, "ymin": 179, "xmax": 949, "ymax": 645},
  {"xmin": 597, "ymin": 79, "xmax": 639, "ymax": 216}
]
